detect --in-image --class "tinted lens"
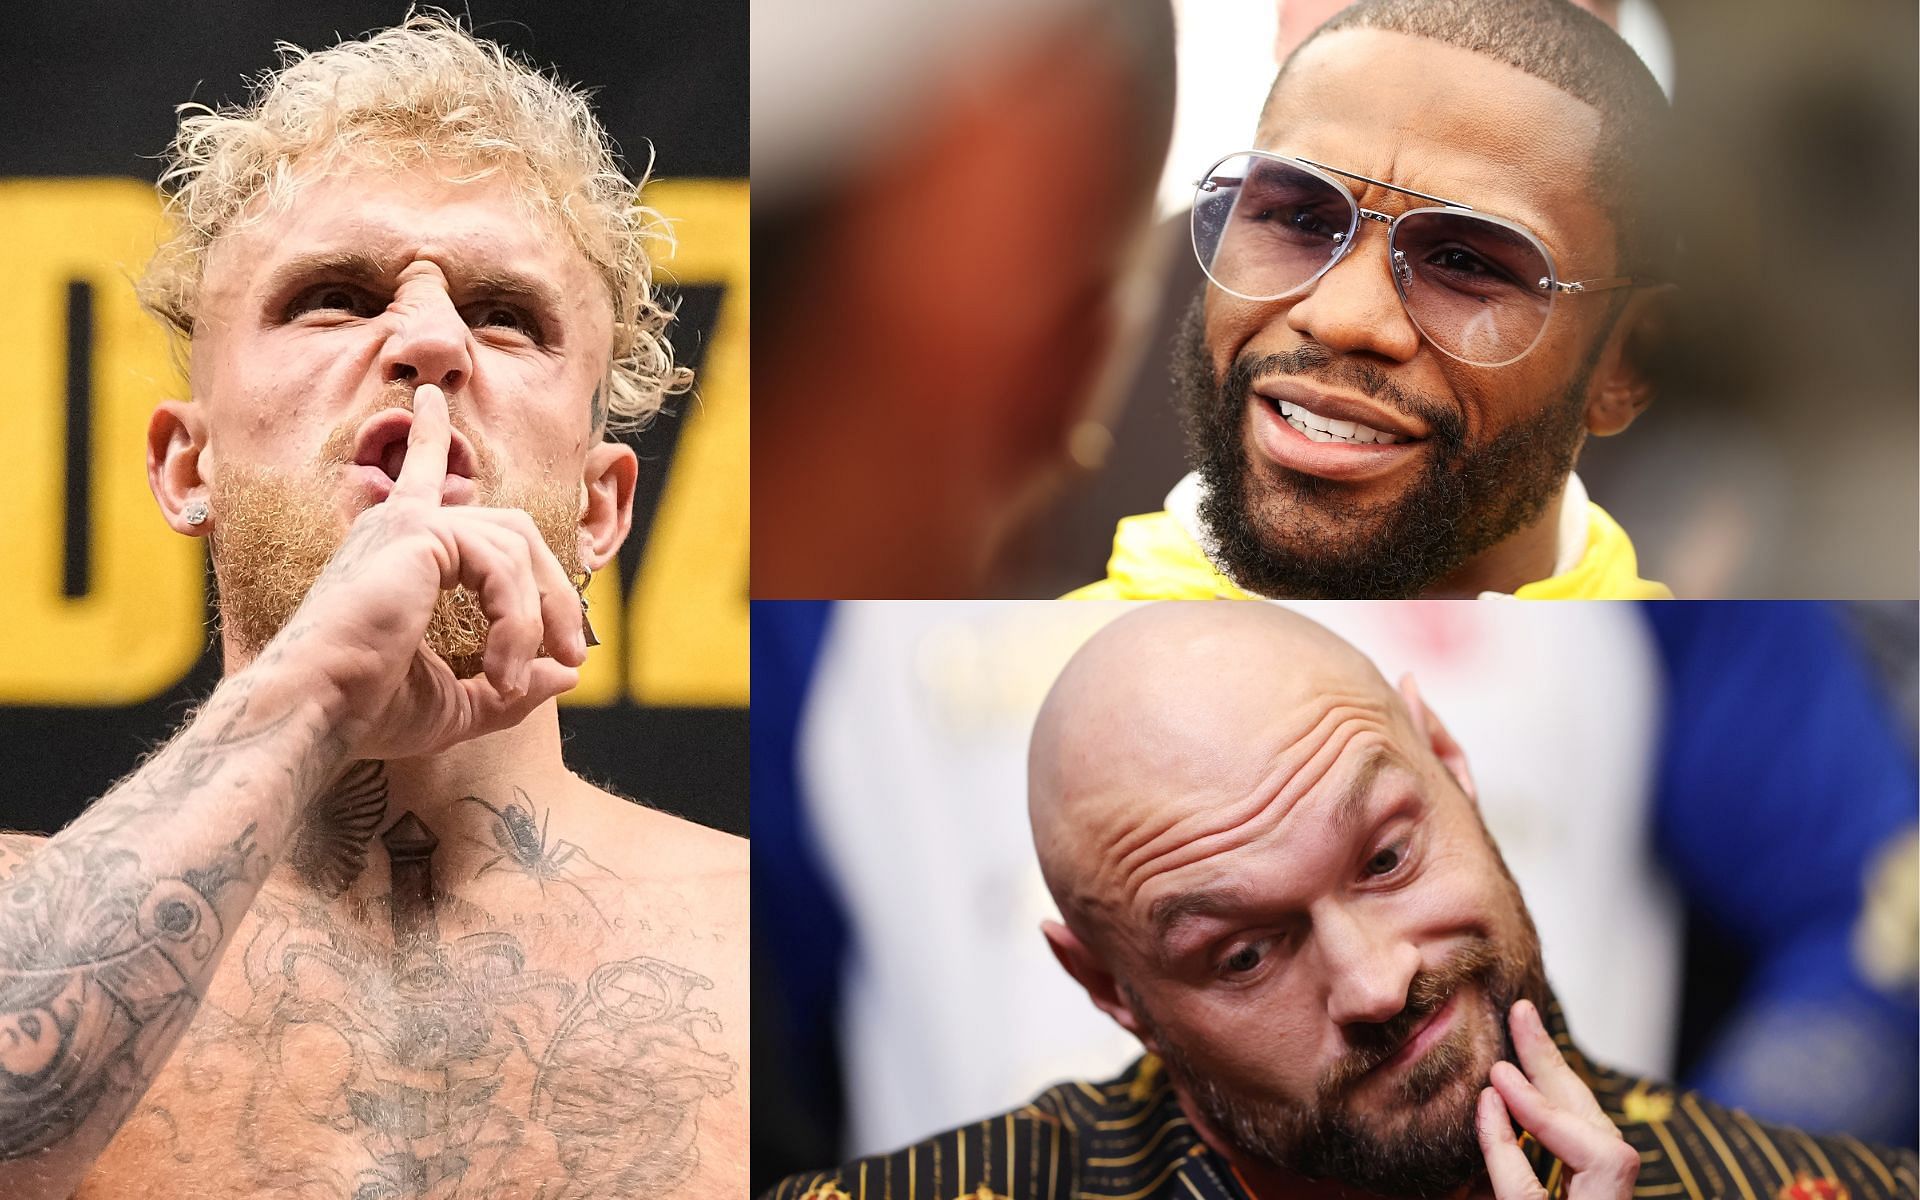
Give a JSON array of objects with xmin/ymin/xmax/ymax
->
[
  {"xmin": 1193, "ymin": 154, "xmax": 1355, "ymax": 301},
  {"xmin": 1391, "ymin": 209, "xmax": 1555, "ymax": 366}
]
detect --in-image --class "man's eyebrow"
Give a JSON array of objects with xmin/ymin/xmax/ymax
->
[
  {"xmin": 1331, "ymin": 747, "xmax": 1393, "ymax": 838},
  {"xmin": 1147, "ymin": 747, "xmax": 1396, "ymax": 947},
  {"xmin": 262, "ymin": 250, "xmax": 393, "ymax": 294},
  {"xmin": 258, "ymin": 252, "xmax": 565, "ymax": 313},
  {"xmin": 461, "ymin": 266, "xmax": 566, "ymax": 312},
  {"xmin": 1149, "ymin": 885, "xmax": 1255, "ymax": 945}
]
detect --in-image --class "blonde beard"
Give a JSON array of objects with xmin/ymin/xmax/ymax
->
[{"xmin": 208, "ymin": 464, "xmax": 584, "ymax": 680}]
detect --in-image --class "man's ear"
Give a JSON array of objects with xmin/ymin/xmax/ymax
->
[
  {"xmin": 1397, "ymin": 673, "xmax": 1476, "ymax": 803},
  {"xmin": 1584, "ymin": 287, "xmax": 1670, "ymax": 437},
  {"xmin": 147, "ymin": 401, "xmax": 211, "ymax": 535},
  {"xmin": 1042, "ymin": 918, "xmax": 1158, "ymax": 1051},
  {"xmin": 578, "ymin": 440, "xmax": 638, "ymax": 572}
]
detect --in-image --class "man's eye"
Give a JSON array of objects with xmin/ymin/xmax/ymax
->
[
  {"xmin": 1429, "ymin": 247, "xmax": 1493, "ymax": 275},
  {"xmin": 467, "ymin": 304, "xmax": 540, "ymax": 339},
  {"xmin": 290, "ymin": 285, "xmax": 377, "ymax": 318},
  {"xmin": 1365, "ymin": 844, "xmax": 1406, "ymax": 877},
  {"xmin": 1220, "ymin": 943, "xmax": 1266, "ymax": 976},
  {"xmin": 1248, "ymin": 204, "xmax": 1340, "ymax": 241}
]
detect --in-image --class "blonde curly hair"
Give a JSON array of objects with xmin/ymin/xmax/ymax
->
[{"xmin": 138, "ymin": 10, "xmax": 689, "ymax": 432}]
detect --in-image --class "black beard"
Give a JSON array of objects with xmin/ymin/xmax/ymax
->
[{"xmin": 1172, "ymin": 292, "xmax": 1592, "ymax": 598}]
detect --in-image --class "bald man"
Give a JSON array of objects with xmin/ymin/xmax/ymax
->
[{"xmin": 765, "ymin": 604, "xmax": 1916, "ymax": 1200}]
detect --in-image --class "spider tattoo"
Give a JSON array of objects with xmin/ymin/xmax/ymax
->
[{"xmin": 456, "ymin": 789, "xmax": 613, "ymax": 922}]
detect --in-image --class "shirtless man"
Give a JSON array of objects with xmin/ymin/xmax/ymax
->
[{"xmin": 0, "ymin": 16, "xmax": 745, "ymax": 1199}]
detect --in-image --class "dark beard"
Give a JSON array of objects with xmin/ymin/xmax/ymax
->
[
  {"xmin": 1172, "ymin": 291, "xmax": 1592, "ymax": 598},
  {"xmin": 1135, "ymin": 837, "xmax": 1553, "ymax": 1197}
]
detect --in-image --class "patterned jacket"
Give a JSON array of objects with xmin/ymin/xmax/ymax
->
[{"xmin": 766, "ymin": 1009, "xmax": 1915, "ymax": 1200}]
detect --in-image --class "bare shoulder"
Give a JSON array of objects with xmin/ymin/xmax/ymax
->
[
  {"xmin": 571, "ymin": 782, "xmax": 748, "ymax": 985},
  {"xmin": 565, "ymin": 782, "xmax": 748, "ymax": 1198},
  {"xmin": 0, "ymin": 830, "xmax": 46, "ymax": 873},
  {"xmin": 574, "ymin": 782, "xmax": 747, "ymax": 895}
]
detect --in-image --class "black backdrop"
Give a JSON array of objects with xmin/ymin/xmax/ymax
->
[{"xmin": 0, "ymin": 1, "xmax": 748, "ymax": 837}]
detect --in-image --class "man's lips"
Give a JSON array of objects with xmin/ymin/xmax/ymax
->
[
  {"xmin": 1255, "ymin": 379, "xmax": 1428, "ymax": 444},
  {"xmin": 1247, "ymin": 390, "xmax": 1427, "ymax": 483},
  {"xmin": 343, "ymin": 464, "xmax": 477, "ymax": 506},
  {"xmin": 348, "ymin": 408, "xmax": 479, "ymax": 503},
  {"xmin": 1370, "ymin": 990, "xmax": 1462, "ymax": 1078}
]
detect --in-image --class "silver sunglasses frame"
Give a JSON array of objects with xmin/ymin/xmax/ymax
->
[{"xmin": 1193, "ymin": 150, "xmax": 1645, "ymax": 368}]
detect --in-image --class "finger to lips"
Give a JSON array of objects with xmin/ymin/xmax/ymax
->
[
  {"xmin": 392, "ymin": 383, "xmax": 452, "ymax": 503},
  {"xmin": 1477, "ymin": 1086, "xmax": 1546, "ymax": 1200},
  {"xmin": 1511, "ymin": 1001, "xmax": 1608, "ymax": 1123}
]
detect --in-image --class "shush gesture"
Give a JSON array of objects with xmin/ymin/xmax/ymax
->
[
  {"xmin": 269, "ymin": 382, "xmax": 590, "ymax": 759},
  {"xmin": 1477, "ymin": 1000, "xmax": 1640, "ymax": 1200}
]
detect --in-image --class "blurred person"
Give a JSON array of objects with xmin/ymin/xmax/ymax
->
[
  {"xmin": 767, "ymin": 603, "xmax": 1917, "ymax": 1200},
  {"xmin": 1069, "ymin": 0, "xmax": 1676, "ymax": 600},
  {"xmin": 752, "ymin": 0, "xmax": 1177, "ymax": 598},
  {"xmin": 0, "ymin": 16, "xmax": 744, "ymax": 1199},
  {"xmin": 1645, "ymin": 605, "xmax": 1919, "ymax": 1146}
]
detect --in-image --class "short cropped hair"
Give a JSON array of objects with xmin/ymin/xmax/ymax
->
[
  {"xmin": 138, "ymin": 10, "xmax": 689, "ymax": 431},
  {"xmin": 1278, "ymin": 0, "xmax": 1671, "ymax": 278}
]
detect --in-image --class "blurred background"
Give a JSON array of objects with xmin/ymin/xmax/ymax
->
[
  {"xmin": 754, "ymin": 0, "xmax": 1917, "ymax": 599},
  {"xmin": 0, "ymin": 1, "xmax": 747, "ymax": 836},
  {"xmin": 753, "ymin": 599, "xmax": 1920, "ymax": 1189}
]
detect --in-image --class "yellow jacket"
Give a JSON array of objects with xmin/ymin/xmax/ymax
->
[{"xmin": 1065, "ymin": 473, "xmax": 1671, "ymax": 601}]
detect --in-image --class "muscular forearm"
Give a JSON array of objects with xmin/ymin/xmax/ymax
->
[{"xmin": 0, "ymin": 657, "xmax": 349, "ymax": 1198}]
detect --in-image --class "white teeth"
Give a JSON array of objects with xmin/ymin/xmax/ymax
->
[{"xmin": 1271, "ymin": 397, "xmax": 1404, "ymax": 446}]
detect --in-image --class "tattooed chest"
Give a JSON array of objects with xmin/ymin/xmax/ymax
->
[
  {"xmin": 93, "ymin": 897, "xmax": 735, "ymax": 1199},
  {"xmin": 84, "ymin": 768, "xmax": 737, "ymax": 1200}
]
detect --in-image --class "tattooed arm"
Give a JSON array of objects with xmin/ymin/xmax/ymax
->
[{"xmin": 0, "ymin": 384, "xmax": 587, "ymax": 1198}]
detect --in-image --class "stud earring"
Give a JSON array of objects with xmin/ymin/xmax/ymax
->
[{"xmin": 185, "ymin": 502, "xmax": 209, "ymax": 527}]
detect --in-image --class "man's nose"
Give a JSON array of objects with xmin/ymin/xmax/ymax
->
[
  {"xmin": 1316, "ymin": 904, "xmax": 1421, "ymax": 1028},
  {"xmin": 379, "ymin": 287, "xmax": 472, "ymax": 393},
  {"xmin": 1283, "ymin": 222, "xmax": 1422, "ymax": 363}
]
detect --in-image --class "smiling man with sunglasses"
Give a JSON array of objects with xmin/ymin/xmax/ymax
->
[{"xmin": 1071, "ymin": 0, "xmax": 1674, "ymax": 600}]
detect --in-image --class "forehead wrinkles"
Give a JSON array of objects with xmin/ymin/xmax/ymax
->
[{"xmin": 1097, "ymin": 693, "xmax": 1391, "ymax": 908}]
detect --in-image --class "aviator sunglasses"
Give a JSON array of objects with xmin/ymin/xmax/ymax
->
[{"xmin": 1192, "ymin": 150, "xmax": 1650, "ymax": 368}]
